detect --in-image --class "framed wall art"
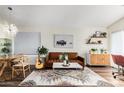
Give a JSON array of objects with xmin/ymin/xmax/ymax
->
[{"xmin": 54, "ymin": 34, "xmax": 73, "ymax": 48}]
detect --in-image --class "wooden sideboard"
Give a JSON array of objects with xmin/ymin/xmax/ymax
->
[{"xmin": 86, "ymin": 54, "xmax": 110, "ymax": 66}]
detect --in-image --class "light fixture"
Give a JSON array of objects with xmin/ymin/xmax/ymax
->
[
  {"xmin": 8, "ymin": 7, "xmax": 18, "ymax": 37},
  {"xmin": 2, "ymin": 7, "xmax": 18, "ymax": 37}
]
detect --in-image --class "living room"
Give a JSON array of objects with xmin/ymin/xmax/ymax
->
[{"xmin": 0, "ymin": 3, "xmax": 124, "ymax": 90}]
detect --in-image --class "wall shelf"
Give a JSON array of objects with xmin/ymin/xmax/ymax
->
[
  {"xmin": 86, "ymin": 37, "xmax": 106, "ymax": 44},
  {"xmin": 86, "ymin": 43, "xmax": 103, "ymax": 44},
  {"xmin": 86, "ymin": 31, "xmax": 107, "ymax": 44}
]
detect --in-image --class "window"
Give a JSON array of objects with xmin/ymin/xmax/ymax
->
[{"xmin": 111, "ymin": 31, "xmax": 124, "ymax": 55}]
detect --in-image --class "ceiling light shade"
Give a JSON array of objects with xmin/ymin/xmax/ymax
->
[
  {"xmin": 9, "ymin": 24, "xmax": 18, "ymax": 36},
  {"xmin": 0, "ymin": 7, "xmax": 19, "ymax": 37},
  {"xmin": 0, "ymin": 22, "xmax": 18, "ymax": 38}
]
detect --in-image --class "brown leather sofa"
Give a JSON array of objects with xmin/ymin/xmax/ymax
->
[{"xmin": 45, "ymin": 52, "xmax": 85, "ymax": 69}]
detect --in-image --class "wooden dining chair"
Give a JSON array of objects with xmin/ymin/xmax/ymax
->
[
  {"xmin": 12, "ymin": 55, "xmax": 31, "ymax": 79},
  {"xmin": 0, "ymin": 59, "xmax": 7, "ymax": 77}
]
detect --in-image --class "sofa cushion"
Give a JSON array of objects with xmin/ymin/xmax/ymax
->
[
  {"xmin": 48, "ymin": 59, "xmax": 61, "ymax": 63},
  {"xmin": 49, "ymin": 52, "xmax": 77, "ymax": 60},
  {"xmin": 49, "ymin": 52, "xmax": 62, "ymax": 60},
  {"xmin": 68, "ymin": 52, "xmax": 77, "ymax": 60}
]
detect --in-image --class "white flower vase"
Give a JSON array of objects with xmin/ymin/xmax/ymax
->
[
  {"xmin": 40, "ymin": 54, "xmax": 46, "ymax": 58},
  {"xmin": 40, "ymin": 54, "xmax": 46, "ymax": 63},
  {"xmin": 63, "ymin": 60, "xmax": 67, "ymax": 65}
]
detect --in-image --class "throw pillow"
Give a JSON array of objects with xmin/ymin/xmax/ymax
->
[{"xmin": 59, "ymin": 54, "xmax": 62, "ymax": 60}]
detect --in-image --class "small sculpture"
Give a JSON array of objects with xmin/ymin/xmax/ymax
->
[{"xmin": 100, "ymin": 32, "xmax": 107, "ymax": 37}]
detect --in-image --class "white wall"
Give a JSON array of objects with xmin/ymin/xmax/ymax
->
[
  {"xmin": 16, "ymin": 25, "xmax": 108, "ymax": 64},
  {"xmin": 0, "ymin": 31, "xmax": 6, "ymax": 38},
  {"xmin": 0, "ymin": 23, "xmax": 108, "ymax": 64},
  {"xmin": 0, "ymin": 19, "xmax": 13, "ymax": 39},
  {"xmin": 108, "ymin": 18, "xmax": 124, "ymax": 32}
]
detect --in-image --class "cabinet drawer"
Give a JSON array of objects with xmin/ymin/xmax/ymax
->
[
  {"xmin": 97, "ymin": 55, "xmax": 105, "ymax": 65},
  {"xmin": 90, "ymin": 54, "xmax": 97, "ymax": 65},
  {"xmin": 103, "ymin": 54, "xmax": 110, "ymax": 65},
  {"xmin": 89, "ymin": 54, "xmax": 110, "ymax": 65}
]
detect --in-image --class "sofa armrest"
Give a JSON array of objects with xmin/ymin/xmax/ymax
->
[{"xmin": 77, "ymin": 56, "xmax": 85, "ymax": 63}]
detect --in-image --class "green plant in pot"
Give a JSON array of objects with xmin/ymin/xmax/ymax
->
[
  {"xmin": 1, "ymin": 47, "xmax": 10, "ymax": 57},
  {"xmin": 37, "ymin": 46, "xmax": 48, "ymax": 57},
  {"xmin": 100, "ymin": 49, "xmax": 104, "ymax": 54},
  {"xmin": 60, "ymin": 53, "xmax": 69, "ymax": 65},
  {"xmin": 37, "ymin": 46, "xmax": 48, "ymax": 63},
  {"xmin": 4, "ymin": 42, "xmax": 11, "ymax": 46},
  {"xmin": 91, "ymin": 48, "xmax": 98, "ymax": 54},
  {"xmin": 60, "ymin": 53, "xmax": 65, "ymax": 60}
]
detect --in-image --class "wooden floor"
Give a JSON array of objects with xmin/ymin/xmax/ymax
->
[
  {"xmin": 0, "ymin": 66, "xmax": 124, "ymax": 87},
  {"xmin": 89, "ymin": 66, "xmax": 124, "ymax": 87}
]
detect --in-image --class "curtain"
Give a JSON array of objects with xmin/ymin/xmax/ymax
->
[
  {"xmin": 111, "ymin": 31, "xmax": 124, "ymax": 55},
  {"xmin": 111, "ymin": 31, "xmax": 124, "ymax": 68}
]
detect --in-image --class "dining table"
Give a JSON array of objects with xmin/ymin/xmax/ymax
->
[{"xmin": 0, "ymin": 56, "xmax": 17, "ymax": 78}]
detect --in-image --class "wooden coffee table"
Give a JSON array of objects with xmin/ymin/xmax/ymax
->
[{"xmin": 53, "ymin": 62, "xmax": 83, "ymax": 70}]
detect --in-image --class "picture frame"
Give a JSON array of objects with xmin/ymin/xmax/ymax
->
[{"xmin": 54, "ymin": 34, "xmax": 73, "ymax": 48}]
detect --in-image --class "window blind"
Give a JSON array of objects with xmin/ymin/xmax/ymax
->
[{"xmin": 111, "ymin": 31, "xmax": 124, "ymax": 55}]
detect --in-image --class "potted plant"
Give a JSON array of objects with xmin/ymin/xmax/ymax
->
[
  {"xmin": 37, "ymin": 46, "xmax": 48, "ymax": 57},
  {"xmin": 90, "ymin": 48, "xmax": 98, "ymax": 54},
  {"xmin": 100, "ymin": 49, "xmax": 104, "ymax": 54},
  {"xmin": 1, "ymin": 47, "xmax": 10, "ymax": 57},
  {"xmin": 100, "ymin": 49, "xmax": 107, "ymax": 54},
  {"xmin": 60, "ymin": 53, "xmax": 69, "ymax": 65}
]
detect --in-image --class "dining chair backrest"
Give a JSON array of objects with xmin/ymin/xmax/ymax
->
[
  {"xmin": 12, "ymin": 54, "xmax": 31, "ymax": 78},
  {"xmin": 23, "ymin": 56, "xmax": 29, "ymax": 63},
  {"xmin": 19, "ymin": 56, "xmax": 24, "ymax": 65},
  {"xmin": 19, "ymin": 56, "xmax": 30, "ymax": 66}
]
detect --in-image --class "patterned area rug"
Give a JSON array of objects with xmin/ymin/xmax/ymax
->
[{"xmin": 19, "ymin": 67, "xmax": 114, "ymax": 87}]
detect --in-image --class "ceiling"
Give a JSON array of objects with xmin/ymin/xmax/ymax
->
[{"xmin": 0, "ymin": 5, "xmax": 124, "ymax": 28}]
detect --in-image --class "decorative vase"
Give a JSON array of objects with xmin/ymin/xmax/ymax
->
[
  {"xmin": 40, "ymin": 54, "xmax": 46, "ymax": 58},
  {"xmin": 63, "ymin": 60, "xmax": 67, "ymax": 65}
]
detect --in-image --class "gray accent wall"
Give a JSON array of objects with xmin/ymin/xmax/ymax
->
[{"xmin": 14, "ymin": 32, "xmax": 41, "ymax": 55}]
